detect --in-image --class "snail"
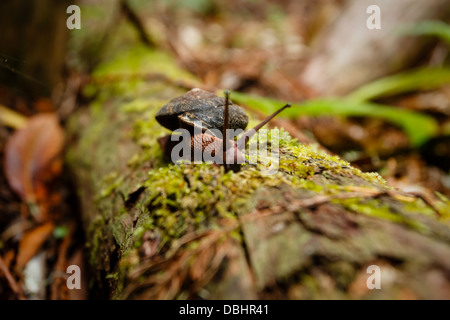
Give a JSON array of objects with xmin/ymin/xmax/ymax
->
[
  {"xmin": 156, "ymin": 88, "xmax": 290, "ymax": 172},
  {"xmin": 155, "ymin": 88, "xmax": 249, "ymax": 133}
]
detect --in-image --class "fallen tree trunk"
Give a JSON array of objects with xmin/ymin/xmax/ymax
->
[{"xmin": 66, "ymin": 39, "xmax": 450, "ymax": 299}]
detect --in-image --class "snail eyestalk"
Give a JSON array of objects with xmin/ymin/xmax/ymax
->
[
  {"xmin": 237, "ymin": 103, "xmax": 291, "ymax": 150},
  {"xmin": 223, "ymin": 90, "xmax": 230, "ymax": 157},
  {"xmin": 244, "ymin": 158, "xmax": 257, "ymax": 166}
]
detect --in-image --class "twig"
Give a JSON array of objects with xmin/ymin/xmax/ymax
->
[
  {"xmin": 286, "ymin": 190, "xmax": 382, "ymax": 211},
  {"xmin": 389, "ymin": 189, "xmax": 443, "ymax": 217},
  {"xmin": 0, "ymin": 256, "xmax": 26, "ymax": 300},
  {"xmin": 50, "ymin": 223, "xmax": 75, "ymax": 300},
  {"xmin": 120, "ymin": 0, "xmax": 155, "ymax": 48}
]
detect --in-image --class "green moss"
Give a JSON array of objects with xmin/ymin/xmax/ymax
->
[
  {"xmin": 87, "ymin": 216, "xmax": 106, "ymax": 267},
  {"xmin": 121, "ymin": 99, "xmax": 155, "ymax": 114},
  {"xmin": 92, "ymin": 44, "xmax": 197, "ymax": 84},
  {"xmin": 263, "ymin": 128, "xmax": 387, "ymax": 187},
  {"xmin": 97, "ymin": 172, "xmax": 123, "ymax": 200},
  {"xmin": 338, "ymin": 198, "xmax": 404, "ymax": 223},
  {"xmin": 336, "ymin": 196, "xmax": 442, "ymax": 234},
  {"xmin": 141, "ymin": 164, "xmax": 235, "ymax": 243},
  {"xmin": 403, "ymin": 198, "xmax": 438, "ymax": 216}
]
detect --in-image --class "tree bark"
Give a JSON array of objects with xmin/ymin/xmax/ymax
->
[
  {"xmin": 66, "ymin": 46, "xmax": 450, "ymax": 300},
  {"xmin": 0, "ymin": 0, "xmax": 71, "ymax": 98}
]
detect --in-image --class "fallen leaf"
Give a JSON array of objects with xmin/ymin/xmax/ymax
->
[
  {"xmin": 0, "ymin": 104, "xmax": 27, "ymax": 129},
  {"xmin": 3, "ymin": 113, "xmax": 64, "ymax": 207},
  {"xmin": 16, "ymin": 221, "xmax": 54, "ymax": 271}
]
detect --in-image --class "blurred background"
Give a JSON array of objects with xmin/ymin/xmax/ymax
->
[{"xmin": 0, "ymin": 0, "xmax": 449, "ymax": 299}]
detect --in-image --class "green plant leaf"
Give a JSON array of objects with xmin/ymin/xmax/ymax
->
[
  {"xmin": 347, "ymin": 67, "xmax": 450, "ymax": 102},
  {"xmin": 405, "ymin": 20, "xmax": 450, "ymax": 46},
  {"xmin": 231, "ymin": 92, "xmax": 439, "ymax": 147}
]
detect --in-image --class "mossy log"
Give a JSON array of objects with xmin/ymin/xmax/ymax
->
[{"xmin": 66, "ymin": 42, "xmax": 450, "ymax": 299}]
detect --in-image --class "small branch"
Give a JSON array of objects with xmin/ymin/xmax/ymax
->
[
  {"xmin": 0, "ymin": 256, "xmax": 26, "ymax": 300},
  {"xmin": 120, "ymin": 0, "xmax": 155, "ymax": 48}
]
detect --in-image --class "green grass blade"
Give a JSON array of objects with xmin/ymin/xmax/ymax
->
[
  {"xmin": 405, "ymin": 20, "xmax": 450, "ymax": 46},
  {"xmin": 347, "ymin": 67, "xmax": 450, "ymax": 102},
  {"xmin": 231, "ymin": 92, "xmax": 439, "ymax": 147}
]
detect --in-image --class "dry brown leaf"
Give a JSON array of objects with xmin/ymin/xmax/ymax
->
[
  {"xmin": 3, "ymin": 113, "xmax": 64, "ymax": 206},
  {"xmin": 16, "ymin": 221, "xmax": 54, "ymax": 271}
]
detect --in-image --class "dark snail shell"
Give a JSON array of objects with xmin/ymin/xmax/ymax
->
[{"xmin": 155, "ymin": 88, "xmax": 249, "ymax": 132}]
